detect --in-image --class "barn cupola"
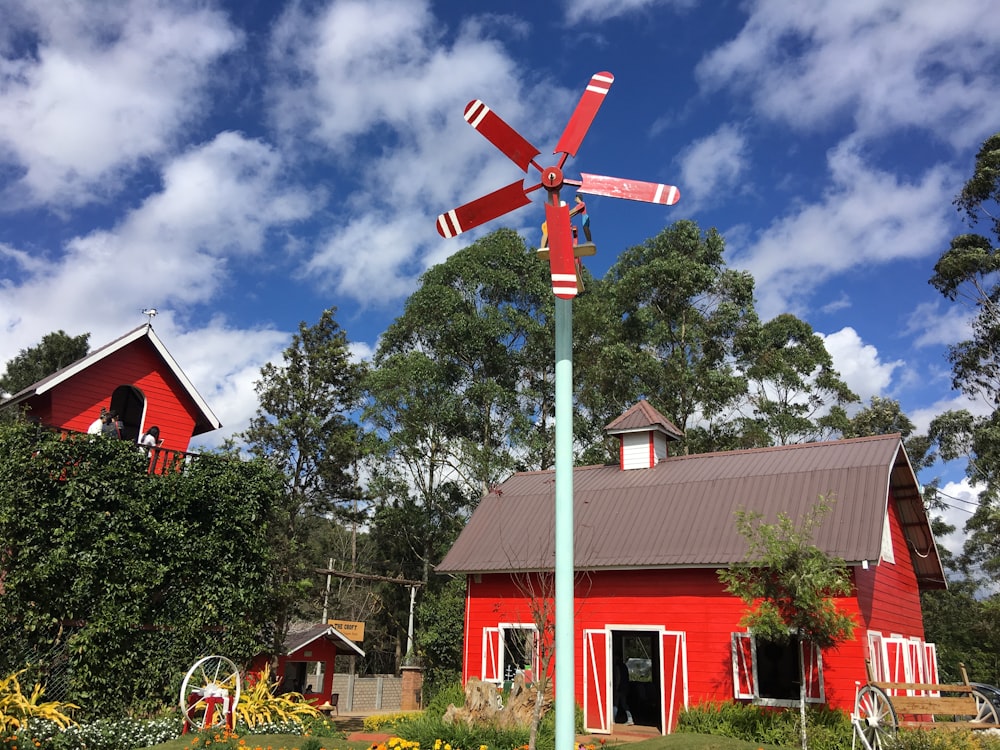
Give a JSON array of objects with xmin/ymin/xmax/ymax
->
[{"xmin": 605, "ymin": 400, "xmax": 684, "ymax": 471}]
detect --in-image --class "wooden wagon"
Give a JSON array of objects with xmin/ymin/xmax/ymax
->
[{"xmin": 853, "ymin": 663, "xmax": 1000, "ymax": 750}]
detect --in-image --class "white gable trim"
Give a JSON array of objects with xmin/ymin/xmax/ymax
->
[{"xmin": 22, "ymin": 325, "xmax": 221, "ymax": 430}]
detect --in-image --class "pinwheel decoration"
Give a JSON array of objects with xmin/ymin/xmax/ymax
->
[{"xmin": 436, "ymin": 71, "xmax": 680, "ymax": 298}]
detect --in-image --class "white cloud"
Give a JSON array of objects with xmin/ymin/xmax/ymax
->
[
  {"xmin": 562, "ymin": 0, "xmax": 695, "ymax": 25},
  {"xmin": 265, "ymin": 0, "xmax": 577, "ymax": 306},
  {"xmin": 933, "ymin": 477, "xmax": 981, "ymax": 559},
  {"xmin": 697, "ymin": 0, "xmax": 1000, "ymax": 148},
  {"xmin": 904, "ymin": 300, "xmax": 974, "ymax": 348},
  {"xmin": 677, "ymin": 123, "xmax": 749, "ymax": 210},
  {"xmin": 0, "ymin": 132, "xmax": 316, "ymax": 405},
  {"xmin": 0, "ymin": 0, "xmax": 241, "ymax": 207},
  {"xmin": 728, "ymin": 141, "xmax": 955, "ymax": 319},
  {"xmin": 822, "ymin": 326, "xmax": 902, "ymax": 402}
]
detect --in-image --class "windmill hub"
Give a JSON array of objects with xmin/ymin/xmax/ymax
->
[{"xmin": 541, "ymin": 166, "xmax": 564, "ymax": 190}]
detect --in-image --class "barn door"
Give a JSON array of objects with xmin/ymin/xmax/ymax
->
[
  {"xmin": 660, "ymin": 631, "xmax": 687, "ymax": 733},
  {"xmin": 482, "ymin": 627, "xmax": 500, "ymax": 683},
  {"xmin": 583, "ymin": 629, "xmax": 611, "ymax": 733}
]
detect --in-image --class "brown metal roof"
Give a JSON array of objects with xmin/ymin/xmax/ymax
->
[
  {"xmin": 436, "ymin": 433, "xmax": 946, "ymax": 589},
  {"xmin": 605, "ymin": 399, "xmax": 684, "ymax": 439}
]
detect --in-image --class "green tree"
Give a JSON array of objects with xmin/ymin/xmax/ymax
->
[
  {"xmin": 718, "ymin": 497, "xmax": 856, "ymax": 750},
  {"xmin": 928, "ymin": 132, "xmax": 1000, "ymax": 583},
  {"xmin": 576, "ymin": 220, "xmax": 756, "ymax": 458},
  {"xmin": 240, "ymin": 308, "xmax": 366, "ymax": 654},
  {"xmin": 0, "ymin": 421, "xmax": 282, "ymax": 716},
  {"xmin": 0, "ymin": 330, "xmax": 90, "ymax": 396},
  {"xmin": 364, "ymin": 229, "xmax": 550, "ymax": 673},
  {"xmin": 921, "ymin": 584, "xmax": 1000, "ymax": 687},
  {"xmin": 734, "ymin": 314, "xmax": 858, "ymax": 445}
]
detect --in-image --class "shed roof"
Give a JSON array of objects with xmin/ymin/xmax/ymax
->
[
  {"xmin": 436, "ymin": 433, "xmax": 945, "ymax": 589},
  {"xmin": 284, "ymin": 622, "xmax": 365, "ymax": 658},
  {"xmin": 1, "ymin": 324, "xmax": 221, "ymax": 434}
]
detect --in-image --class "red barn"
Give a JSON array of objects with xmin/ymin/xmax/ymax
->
[
  {"xmin": 0, "ymin": 324, "xmax": 220, "ymax": 452},
  {"xmin": 436, "ymin": 401, "xmax": 946, "ymax": 735}
]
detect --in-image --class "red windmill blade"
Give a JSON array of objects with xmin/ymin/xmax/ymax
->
[{"xmin": 436, "ymin": 71, "xmax": 680, "ymax": 299}]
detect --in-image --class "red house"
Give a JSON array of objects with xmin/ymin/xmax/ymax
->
[
  {"xmin": 0, "ymin": 324, "xmax": 220, "ymax": 452},
  {"xmin": 436, "ymin": 401, "xmax": 946, "ymax": 735}
]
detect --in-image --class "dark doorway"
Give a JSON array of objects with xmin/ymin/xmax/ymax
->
[
  {"xmin": 611, "ymin": 630, "xmax": 661, "ymax": 730},
  {"xmin": 110, "ymin": 385, "xmax": 145, "ymax": 442}
]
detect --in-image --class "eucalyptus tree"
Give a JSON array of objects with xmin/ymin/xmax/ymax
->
[
  {"xmin": 928, "ymin": 132, "xmax": 1000, "ymax": 583},
  {"xmin": 575, "ymin": 219, "xmax": 757, "ymax": 457},
  {"xmin": 363, "ymin": 229, "xmax": 550, "ymax": 670},
  {"xmin": 734, "ymin": 313, "xmax": 858, "ymax": 446}
]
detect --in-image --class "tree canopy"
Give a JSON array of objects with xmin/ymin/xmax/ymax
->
[
  {"xmin": 0, "ymin": 330, "xmax": 90, "ymax": 397},
  {"xmin": 928, "ymin": 131, "xmax": 1000, "ymax": 583}
]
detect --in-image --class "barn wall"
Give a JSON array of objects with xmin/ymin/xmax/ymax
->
[
  {"xmin": 45, "ymin": 343, "xmax": 200, "ymax": 452},
  {"xmin": 854, "ymin": 488, "xmax": 926, "ymax": 643},
  {"xmin": 464, "ymin": 566, "xmax": 871, "ymax": 713}
]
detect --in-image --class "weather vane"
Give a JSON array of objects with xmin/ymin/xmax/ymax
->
[
  {"xmin": 436, "ymin": 70, "xmax": 680, "ymax": 748},
  {"xmin": 142, "ymin": 308, "xmax": 158, "ymax": 325},
  {"xmin": 436, "ymin": 71, "xmax": 680, "ymax": 297}
]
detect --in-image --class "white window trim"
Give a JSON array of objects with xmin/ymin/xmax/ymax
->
[{"xmin": 731, "ymin": 631, "xmax": 825, "ymax": 706}]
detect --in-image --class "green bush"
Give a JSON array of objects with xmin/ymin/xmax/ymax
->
[
  {"xmin": 888, "ymin": 728, "xmax": 1000, "ymax": 750},
  {"xmin": 391, "ymin": 710, "xmax": 530, "ymax": 750},
  {"xmin": 424, "ymin": 681, "xmax": 466, "ymax": 718},
  {"xmin": 18, "ymin": 716, "xmax": 183, "ymax": 750},
  {"xmin": 678, "ymin": 702, "xmax": 854, "ymax": 750}
]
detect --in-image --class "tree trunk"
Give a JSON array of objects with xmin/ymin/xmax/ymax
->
[
  {"xmin": 799, "ymin": 637, "xmax": 808, "ymax": 750},
  {"xmin": 528, "ymin": 677, "xmax": 545, "ymax": 750}
]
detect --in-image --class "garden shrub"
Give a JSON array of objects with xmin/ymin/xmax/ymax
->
[
  {"xmin": 888, "ymin": 728, "xmax": 1000, "ymax": 750},
  {"xmin": 424, "ymin": 681, "xmax": 466, "ymax": 718},
  {"xmin": 390, "ymin": 710, "xmax": 530, "ymax": 750},
  {"xmin": 678, "ymin": 701, "xmax": 854, "ymax": 750}
]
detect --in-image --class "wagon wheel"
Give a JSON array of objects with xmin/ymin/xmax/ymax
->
[
  {"xmin": 962, "ymin": 689, "xmax": 1000, "ymax": 724},
  {"xmin": 180, "ymin": 655, "xmax": 242, "ymax": 731},
  {"xmin": 854, "ymin": 685, "xmax": 897, "ymax": 750}
]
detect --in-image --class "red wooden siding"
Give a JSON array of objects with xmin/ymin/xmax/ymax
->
[{"xmin": 39, "ymin": 343, "xmax": 202, "ymax": 453}]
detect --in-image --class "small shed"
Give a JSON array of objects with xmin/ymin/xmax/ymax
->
[
  {"xmin": 251, "ymin": 623, "xmax": 365, "ymax": 706},
  {"xmin": 437, "ymin": 400, "xmax": 947, "ymax": 735},
  {"xmin": 0, "ymin": 324, "xmax": 220, "ymax": 452}
]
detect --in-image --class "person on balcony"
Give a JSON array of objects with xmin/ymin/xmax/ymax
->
[{"xmin": 140, "ymin": 425, "xmax": 162, "ymax": 448}]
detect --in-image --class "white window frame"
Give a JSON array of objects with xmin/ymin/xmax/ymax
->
[{"xmin": 731, "ymin": 631, "xmax": 825, "ymax": 706}]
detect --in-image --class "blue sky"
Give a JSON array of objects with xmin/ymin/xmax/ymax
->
[{"xmin": 1, "ymin": 0, "xmax": 999, "ymax": 552}]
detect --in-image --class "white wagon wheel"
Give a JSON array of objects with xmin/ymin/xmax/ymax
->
[
  {"xmin": 854, "ymin": 684, "xmax": 897, "ymax": 750},
  {"xmin": 180, "ymin": 656, "xmax": 242, "ymax": 731},
  {"xmin": 962, "ymin": 688, "xmax": 1000, "ymax": 724}
]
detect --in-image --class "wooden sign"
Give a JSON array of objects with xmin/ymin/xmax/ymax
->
[{"xmin": 328, "ymin": 619, "xmax": 365, "ymax": 642}]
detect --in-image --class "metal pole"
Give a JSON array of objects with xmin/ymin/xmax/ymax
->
[
  {"xmin": 554, "ymin": 296, "xmax": 575, "ymax": 750},
  {"xmin": 406, "ymin": 585, "xmax": 417, "ymax": 657}
]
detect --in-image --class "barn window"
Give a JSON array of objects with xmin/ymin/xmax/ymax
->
[
  {"xmin": 732, "ymin": 632, "xmax": 824, "ymax": 706},
  {"xmin": 482, "ymin": 624, "xmax": 538, "ymax": 684}
]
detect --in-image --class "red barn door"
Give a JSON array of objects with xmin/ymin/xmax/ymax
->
[{"xmin": 583, "ymin": 629, "xmax": 611, "ymax": 733}]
